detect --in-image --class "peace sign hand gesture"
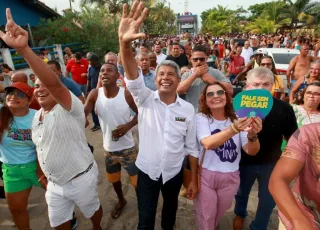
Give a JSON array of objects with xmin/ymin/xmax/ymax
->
[
  {"xmin": 119, "ymin": 0, "xmax": 149, "ymax": 44},
  {"xmin": 0, "ymin": 8, "xmax": 29, "ymax": 50}
]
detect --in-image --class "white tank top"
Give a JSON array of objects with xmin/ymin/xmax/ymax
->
[{"xmin": 96, "ymin": 87, "xmax": 135, "ymax": 152}]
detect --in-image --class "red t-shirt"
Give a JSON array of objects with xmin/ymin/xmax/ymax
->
[
  {"xmin": 66, "ymin": 58, "xmax": 89, "ymax": 85},
  {"xmin": 229, "ymin": 55, "xmax": 245, "ymax": 74},
  {"xmin": 218, "ymin": 44, "xmax": 225, "ymax": 58}
]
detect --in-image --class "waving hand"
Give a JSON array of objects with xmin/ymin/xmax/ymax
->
[{"xmin": 119, "ymin": 0, "xmax": 149, "ymax": 44}]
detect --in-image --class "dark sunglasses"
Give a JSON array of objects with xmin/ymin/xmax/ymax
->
[
  {"xmin": 5, "ymin": 89, "xmax": 27, "ymax": 99},
  {"xmin": 192, "ymin": 58, "xmax": 206, "ymax": 62},
  {"xmin": 206, "ymin": 90, "xmax": 225, "ymax": 97},
  {"xmin": 260, "ymin": 63, "xmax": 272, "ymax": 66}
]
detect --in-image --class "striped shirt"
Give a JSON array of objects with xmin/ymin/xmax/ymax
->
[{"xmin": 32, "ymin": 92, "xmax": 94, "ymax": 185}]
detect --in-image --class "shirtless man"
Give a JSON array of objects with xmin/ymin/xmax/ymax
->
[{"xmin": 286, "ymin": 44, "xmax": 320, "ymax": 89}]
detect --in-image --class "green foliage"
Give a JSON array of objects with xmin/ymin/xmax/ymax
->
[
  {"xmin": 246, "ymin": 17, "xmax": 280, "ymax": 34},
  {"xmin": 34, "ymin": 6, "xmax": 119, "ymax": 57},
  {"xmin": 279, "ymin": 0, "xmax": 320, "ymax": 28},
  {"xmin": 144, "ymin": 1, "xmax": 176, "ymax": 35},
  {"xmin": 201, "ymin": 5, "xmax": 243, "ymax": 35}
]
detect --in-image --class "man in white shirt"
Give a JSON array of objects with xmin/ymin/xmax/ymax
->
[
  {"xmin": 241, "ymin": 41, "xmax": 254, "ymax": 65},
  {"xmin": 84, "ymin": 62, "xmax": 138, "ymax": 219},
  {"xmin": 0, "ymin": 10, "xmax": 103, "ymax": 230},
  {"xmin": 154, "ymin": 42, "xmax": 167, "ymax": 65},
  {"xmin": 119, "ymin": 1, "xmax": 199, "ymax": 229}
]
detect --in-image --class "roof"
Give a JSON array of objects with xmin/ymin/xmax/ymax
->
[{"xmin": 0, "ymin": 0, "xmax": 61, "ymax": 27}]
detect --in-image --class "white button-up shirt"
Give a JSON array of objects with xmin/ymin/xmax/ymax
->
[
  {"xmin": 125, "ymin": 69, "xmax": 199, "ymax": 184},
  {"xmin": 32, "ymin": 93, "xmax": 94, "ymax": 185}
]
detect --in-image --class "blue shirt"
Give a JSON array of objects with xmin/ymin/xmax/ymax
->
[
  {"xmin": 88, "ymin": 65, "xmax": 101, "ymax": 90},
  {"xmin": 60, "ymin": 76, "xmax": 82, "ymax": 97},
  {"xmin": 143, "ymin": 70, "xmax": 157, "ymax": 91},
  {"xmin": 0, "ymin": 105, "xmax": 37, "ymax": 164}
]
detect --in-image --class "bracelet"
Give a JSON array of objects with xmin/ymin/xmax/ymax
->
[
  {"xmin": 248, "ymin": 134, "xmax": 258, "ymax": 142},
  {"xmin": 231, "ymin": 124, "xmax": 240, "ymax": 134},
  {"xmin": 38, "ymin": 174, "xmax": 46, "ymax": 182}
]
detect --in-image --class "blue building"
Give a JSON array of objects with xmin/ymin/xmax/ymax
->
[{"xmin": 0, "ymin": 0, "xmax": 60, "ymax": 27}]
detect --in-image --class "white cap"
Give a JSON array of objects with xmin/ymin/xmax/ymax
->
[{"xmin": 215, "ymin": 41, "xmax": 219, "ymax": 44}]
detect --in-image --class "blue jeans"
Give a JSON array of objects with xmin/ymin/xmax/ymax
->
[
  {"xmin": 78, "ymin": 84, "xmax": 87, "ymax": 96},
  {"xmin": 234, "ymin": 163, "xmax": 276, "ymax": 230},
  {"xmin": 91, "ymin": 108, "xmax": 100, "ymax": 127}
]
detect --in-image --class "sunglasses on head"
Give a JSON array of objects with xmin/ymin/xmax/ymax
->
[
  {"xmin": 206, "ymin": 90, "xmax": 225, "ymax": 98},
  {"xmin": 5, "ymin": 89, "xmax": 27, "ymax": 99},
  {"xmin": 192, "ymin": 58, "xmax": 206, "ymax": 62}
]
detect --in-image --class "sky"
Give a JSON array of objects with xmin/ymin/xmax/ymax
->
[{"xmin": 41, "ymin": 0, "xmax": 266, "ymax": 25}]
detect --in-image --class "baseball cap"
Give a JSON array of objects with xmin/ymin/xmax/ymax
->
[
  {"xmin": 215, "ymin": 41, "xmax": 219, "ymax": 44},
  {"xmin": 5, "ymin": 82, "xmax": 33, "ymax": 98},
  {"xmin": 87, "ymin": 53, "xmax": 99, "ymax": 61}
]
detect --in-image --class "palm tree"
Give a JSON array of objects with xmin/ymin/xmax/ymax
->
[
  {"xmin": 246, "ymin": 17, "xmax": 280, "ymax": 34},
  {"xmin": 279, "ymin": 0, "xmax": 320, "ymax": 29}
]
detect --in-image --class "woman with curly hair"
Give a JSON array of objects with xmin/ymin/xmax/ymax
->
[{"xmin": 194, "ymin": 82, "xmax": 262, "ymax": 230}]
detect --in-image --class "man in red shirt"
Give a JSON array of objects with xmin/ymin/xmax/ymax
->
[
  {"xmin": 66, "ymin": 52, "xmax": 89, "ymax": 95},
  {"xmin": 218, "ymin": 38, "xmax": 226, "ymax": 69},
  {"xmin": 228, "ymin": 45, "xmax": 245, "ymax": 85}
]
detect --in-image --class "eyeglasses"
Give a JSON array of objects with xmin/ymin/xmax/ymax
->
[
  {"xmin": 249, "ymin": 82, "xmax": 272, "ymax": 88},
  {"xmin": 260, "ymin": 63, "xmax": 272, "ymax": 67},
  {"xmin": 206, "ymin": 90, "xmax": 225, "ymax": 98},
  {"xmin": 305, "ymin": 91, "xmax": 320, "ymax": 97},
  {"xmin": 5, "ymin": 89, "xmax": 27, "ymax": 99},
  {"xmin": 192, "ymin": 58, "xmax": 206, "ymax": 62}
]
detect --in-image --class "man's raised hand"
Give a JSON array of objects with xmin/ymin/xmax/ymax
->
[
  {"xmin": 0, "ymin": 8, "xmax": 29, "ymax": 50},
  {"xmin": 118, "ymin": 0, "xmax": 148, "ymax": 44}
]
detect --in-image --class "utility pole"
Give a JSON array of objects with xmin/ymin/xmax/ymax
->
[{"xmin": 69, "ymin": 0, "xmax": 73, "ymax": 9}]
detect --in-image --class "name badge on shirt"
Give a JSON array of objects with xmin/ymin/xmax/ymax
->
[{"xmin": 175, "ymin": 117, "xmax": 186, "ymax": 122}]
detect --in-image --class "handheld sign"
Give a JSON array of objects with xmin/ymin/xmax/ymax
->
[{"xmin": 233, "ymin": 89, "xmax": 273, "ymax": 119}]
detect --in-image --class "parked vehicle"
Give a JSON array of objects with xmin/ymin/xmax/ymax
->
[{"xmin": 254, "ymin": 48, "xmax": 300, "ymax": 93}]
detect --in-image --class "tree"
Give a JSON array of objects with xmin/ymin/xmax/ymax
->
[
  {"xmin": 144, "ymin": 1, "xmax": 176, "ymax": 35},
  {"xmin": 279, "ymin": 0, "xmax": 320, "ymax": 29},
  {"xmin": 246, "ymin": 17, "xmax": 280, "ymax": 34},
  {"xmin": 34, "ymin": 5, "xmax": 120, "ymax": 57}
]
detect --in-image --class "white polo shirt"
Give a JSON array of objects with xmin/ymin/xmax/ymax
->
[
  {"xmin": 32, "ymin": 93, "xmax": 94, "ymax": 185},
  {"xmin": 125, "ymin": 69, "xmax": 199, "ymax": 184},
  {"xmin": 156, "ymin": 53, "xmax": 167, "ymax": 65}
]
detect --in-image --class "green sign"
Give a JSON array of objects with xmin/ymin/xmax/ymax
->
[{"xmin": 233, "ymin": 89, "xmax": 273, "ymax": 119}]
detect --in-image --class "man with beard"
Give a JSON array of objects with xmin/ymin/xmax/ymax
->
[
  {"xmin": 85, "ymin": 62, "xmax": 138, "ymax": 219},
  {"xmin": 165, "ymin": 42, "xmax": 189, "ymax": 68},
  {"xmin": 154, "ymin": 43, "xmax": 167, "ymax": 65},
  {"xmin": 136, "ymin": 52, "xmax": 156, "ymax": 91},
  {"xmin": 177, "ymin": 45, "xmax": 232, "ymax": 112}
]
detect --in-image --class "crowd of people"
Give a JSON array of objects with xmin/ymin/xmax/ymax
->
[{"xmin": 0, "ymin": 1, "xmax": 320, "ymax": 230}]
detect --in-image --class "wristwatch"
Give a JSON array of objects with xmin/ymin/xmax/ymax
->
[{"xmin": 248, "ymin": 135, "xmax": 258, "ymax": 142}]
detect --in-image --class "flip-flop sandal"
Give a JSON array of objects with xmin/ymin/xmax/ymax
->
[{"xmin": 111, "ymin": 200, "xmax": 127, "ymax": 219}]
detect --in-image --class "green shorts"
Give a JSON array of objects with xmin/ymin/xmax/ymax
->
[{"xmin": 2, "ymin": 161, "xmax": 41, "ymax": 193}]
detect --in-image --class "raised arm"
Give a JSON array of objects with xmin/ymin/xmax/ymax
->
[
  {"xmin": 0, "ymin": 8, "xmax": 72, "ymax": 111},
  {"xmin": 119, "ymin": 1, "xmax": 148, "ymax": 80}
]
